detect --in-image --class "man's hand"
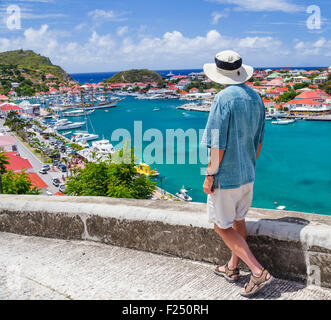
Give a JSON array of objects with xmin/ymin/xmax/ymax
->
[{"xmin": 203, "ymin": 176, "xmax": 215, "ymax": 194}]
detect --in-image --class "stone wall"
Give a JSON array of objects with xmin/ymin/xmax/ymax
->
[{"xmin": 0, "ymin": 195, "xmax": 331, "ymax": 288}]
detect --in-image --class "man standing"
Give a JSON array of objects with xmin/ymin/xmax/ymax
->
[{"xmin": 201, "ymin": 50, "xmax": 273, "ymax": 297}]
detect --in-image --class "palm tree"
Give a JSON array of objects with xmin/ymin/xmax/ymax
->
[{"xmin": 0, "ymin": 151, "xmax": 9, "ymax": 194}]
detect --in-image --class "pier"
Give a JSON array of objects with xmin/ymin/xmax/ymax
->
[{"xmin": 177, "ymin": 103, "xmax": 210, "ymax": 112}]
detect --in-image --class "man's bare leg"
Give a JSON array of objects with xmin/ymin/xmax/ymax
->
[
  {"xmin": 216, "ymin": 220, "xmax": 247, "ymax": 278},
  {"xmin": 214, "ymin": 223, "xmax": 264, "ymax": 277}
]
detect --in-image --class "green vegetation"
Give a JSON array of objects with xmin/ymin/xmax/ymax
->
[
  {"xmin": 0, "ymin": 151, "xmax": 10, "ymax": 194},
  {"xmin": 293, "ymin": 82, "xmax": 310, "ymax": 90},
  {"xmin": 0, "ymin": 150, "xmax": 40, "ymax": 195},
  {"xmin": 107, "ymin": 69, "xmax": 163, "ymax": 83},
  {"xmin": 275, "ymin": 90, "xmax": 298, "ymax": 103},
  {"xmin": 0, "ymin": 50, "xmax": 73, "ymax": 96},
  {"xmin": 65, "ymin": 145, "xmax": 156, "ymax": 199},
  {"xmin": 2, "ymin": 170, "xmax": 41, "ymax": 195},
  {"xmin": 319, "ymin": 73, "xmax": 331, "ymax": 94}
]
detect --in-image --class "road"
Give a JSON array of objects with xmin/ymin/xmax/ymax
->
[
  {"xmin": 0, "ymin": 119, "xmax": 63, "ymax": 194},
  {"xmin": 1, "ymin": 232, "xmax": 331, "ymax": 300}
]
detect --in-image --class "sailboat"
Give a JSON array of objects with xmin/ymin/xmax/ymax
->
[{"xmin": 71, "ymin": 109, "xmax": 99, "ymax": 143}]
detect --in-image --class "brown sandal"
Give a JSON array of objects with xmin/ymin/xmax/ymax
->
[
  {"xmin": 214, "ymin": 264, "xmax": 240, "ymax": 282},
  {"xmin": 241, "ymin": 268, "xmax": 274, "ymax": 297}
]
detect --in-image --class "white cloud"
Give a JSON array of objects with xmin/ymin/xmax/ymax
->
[
  {"xmin": 117, "ymin": 26, "xmax": 129, "ymax": 37},
  {"xmin": 211, "ymin": 12, "xmax": 228, "ymax": 25},
  {"xmin": 294, "ymin": 37, "xmax": 331, "ymax": 56},
  {"xmin": 209, "ymin": 0, "xmax": 304, "ymax": 13},
  {"xmin": 88, "ymin": 9, "xmax": 129, "ymax": 22},
  {"xmin": 1, "ymin": 24, "xmax": 330, "ymax": 72}
]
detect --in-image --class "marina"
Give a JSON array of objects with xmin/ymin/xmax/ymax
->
[{"xmin": 35, "ymin": 96, "xmax": 330, "ymax": 216}]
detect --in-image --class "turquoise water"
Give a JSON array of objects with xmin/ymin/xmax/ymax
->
[{"xmin": 67, "ymin": 97, "xmax": 331, "ymax": 216}]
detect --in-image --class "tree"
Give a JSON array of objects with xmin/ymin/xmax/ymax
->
[
  {"xmin": 2, "ymin": 170, "xmax": 41, "ymax": 195},
  {"xmin": 65, "ymin": 147, "xmax": 156, "ymax": 199},
  {"xmin": 0, "ymin": 151, "xmax": 9, "ymax": 194},
  {"xmin": 276, "ymin": 91, "xmax": 298, "ymax": 103}
]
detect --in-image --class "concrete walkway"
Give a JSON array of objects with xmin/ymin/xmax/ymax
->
[{"xmin": 0, "ymin": 232, "xmax": 331, "ymax": 300}]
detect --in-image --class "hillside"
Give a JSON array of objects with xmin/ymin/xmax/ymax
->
[
  {"xmin": 0, "ymin": 50, "xmax": 72, "ymax": 82},
  {"xmin": 107, "ymin": 69, "xmax": 163, "ymax": 83},
  {"xmin": 0, "ymin": 50, "xmax": 74, "ymax": 96}
]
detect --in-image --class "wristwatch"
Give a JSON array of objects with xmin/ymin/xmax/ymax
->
[{"xmin": 205, "ymin": 170, "xmax": 215, "ymax": 177}]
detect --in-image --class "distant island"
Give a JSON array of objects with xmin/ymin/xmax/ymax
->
[
  {"xmin": 106, "ymin": 69, "xmax": 163, "ymax": 83},
  {"xmin": 0, "ymin": 49, "xmax": 74, "ymax": 96}
]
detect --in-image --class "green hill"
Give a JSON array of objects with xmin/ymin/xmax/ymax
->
[
  {"xmin": 107, "ymin": 69, "xmax": 163, "ymax": 83},
  {"xmin": 0, "ymin": 49, "xmax": 72, "ymax": 82}
]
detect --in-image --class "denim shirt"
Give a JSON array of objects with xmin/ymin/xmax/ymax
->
[{"xmin": 201, "ymin": 83, "xmax": 266, "ymax": 189}]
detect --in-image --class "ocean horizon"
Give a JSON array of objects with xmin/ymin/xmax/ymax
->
[{"xmin": 70, "ymin": 67, "xmax": 328, "ymax": 84}]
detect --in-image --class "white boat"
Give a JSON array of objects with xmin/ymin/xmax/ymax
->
[
  {"xmin": 61, "ymin": 131, "xmax": 72, "ymax": 136},
  {"xmin": 63, "ymin": 109, "xmax": 95, "ymax": 117},
  {"xmin": 270, "ymin": 112, "xmax": 288, "ymax": 118},
  {"xmin": 72, "ymin": 132, "xmax": 99, "ymax": 142},
  {"xmin": 54, "ymin": 119, "xmax": 85, "ymax": 130},
  {"xmin": 153, "ymin": 107, "xmax": 160, "ymax": 111},
  {"xmin": 92, "ymin": 139, "xmax": 116, "ymax": 155},
  {"xmin": 272, "ymin": 119, "xmax": 296, "ymax": 125},
  {"xmin": 176, "ymin": 186, "xmax": 192, "ymax": 202}
]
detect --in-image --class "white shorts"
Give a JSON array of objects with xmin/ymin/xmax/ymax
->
[{"xmin": 207, "ymin": 182, "xmax": 254, "ymax": 229}]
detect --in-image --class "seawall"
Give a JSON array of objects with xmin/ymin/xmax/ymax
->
[{"xmin": 0, "ymin": 195, "xmax": 331, "ymax": 288}]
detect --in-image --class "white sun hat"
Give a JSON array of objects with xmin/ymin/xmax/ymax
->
[{"xmin": 203, "ymin": 50, "xmax": 254, "ymax": 85}]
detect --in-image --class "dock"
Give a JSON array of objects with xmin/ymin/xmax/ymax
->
[
  {"xmin": 177, "ymin": 103, "xmax": 210, "ymax": 112},
  {"xmin": 287, "ymin": 114, "xmax": 331, "ymax": 121}
]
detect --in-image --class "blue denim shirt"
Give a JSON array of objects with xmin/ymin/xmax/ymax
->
[{"xmin": 201, "ymin": 83, "xmax": 266, "ymax": 189}]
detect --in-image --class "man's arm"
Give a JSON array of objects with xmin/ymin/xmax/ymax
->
[
  {"xmin": 256, "ymin": 142, "xmax": 263, "ymax": 159},
  {"xmin": 203, "ymin": 148, "xmax": 224, "ymax": 194}
]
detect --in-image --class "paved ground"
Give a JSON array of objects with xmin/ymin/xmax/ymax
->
[{"xmin": 1, "ymin": 232, "xmax": 331, "ymax": 300}]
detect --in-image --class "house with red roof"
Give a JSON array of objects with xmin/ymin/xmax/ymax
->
[
  {"xmin": 27, "ymin": 173, "xmax": 48, "ymax": 191},
  {"xmin": 189, "ymin": 88, "xmax": 199, "ymax": 93},
  {"xmin": 4, "ymin": 152, "xmax": 33, "ymax": 173},
  {"xmin": 294, "ymin": 91, "xmax": 325, "ymax": 102},
  {"xmin": 0, "ymin": 94, "xmax": 8, "ymax": 101},
  {"xmin": 0, "ymin": 103, "xmax": 22, "ymax": 116},
  {"xmin": 262, "ymin": 98, "xmax": 274, "ymax": 109},
  {"xmin": 46, "ymin": 73, "xmax": 56, "ymax": 79},
  {"xmin": 286, "ymin": 99, "xmax": 330, "ymax": 115}
]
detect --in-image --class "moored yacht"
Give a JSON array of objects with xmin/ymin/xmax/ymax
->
[
  {"xmin": 63, "ymin": 109, "xmax": 95, "ymax": 117},
  {"xmin": 72, "ymin": 131, "xmax": 99, "ymax": 142},
  {"xmin": 92, "ymin": 139, "xmax": 116, "ymax": 155},
  {"xmin": 54, "ymin": 119, "xmax": 85, "ymax": 130}
]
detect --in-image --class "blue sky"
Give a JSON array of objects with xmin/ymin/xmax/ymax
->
[{"xmin": 0, "ymin": 0, "xmax": 330, "ymax": 72}]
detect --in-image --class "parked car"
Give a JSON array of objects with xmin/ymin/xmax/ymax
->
[
  {"xmin": 46, "ymin": 190, "xmax": 53, "ymax": 196},
  {"xmin": 52, "ymin": 178, "xmax": 61, "ymax": 187},
  {"xmin": 53, "ymin": 160, "xmax": 60, "ymax": 166},
  {"xmin": 42, "ymin": 164, "xmax": 51, "ymax": 171},
  {"xmin": 59, "ymin": 184, "xmax": 66, "ymax": 193},
  {"xmin": 39, "ymin": 168, "xmax": 48, "ymax": 175}
]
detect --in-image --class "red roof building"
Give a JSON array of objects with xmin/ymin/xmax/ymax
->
[
  {"xmin": 27, "ymin": 173, "xmax": 48, "ymax": 190},
  {"xmin": 295, "ymin": 91, "xmax": 325, "ymax": 101},
  {"xmin": 4, "ymin": 152, "xmax": 33, "ymax": 173},
  {"xmin": 0, "ymin": 103, "xmax": 22, "ymax": 116}
]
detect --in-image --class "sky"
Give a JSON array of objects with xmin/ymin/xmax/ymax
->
[{"xmin": 0, "ymin": 0, "xmax": 330, "ymax": 73}]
